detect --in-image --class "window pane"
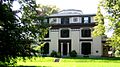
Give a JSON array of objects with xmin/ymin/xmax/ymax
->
[
  {"xmin": 61, "ymin": 29, "xmax": 69, "ymax": 38},
  {"xmin": 52, "ymin": 18, "xmax": 57, "ymax": 22},
  {"xmin": 84, "ymin": 17, "xmax": 89, "ymax": 23},
  {"xmin": 73, "ymin": 17, "xmax": 78, "ymax": 22},
  {"xmin": 61, "ymin": 17, "xmax": 69, "ymax": 24},
  {"xmin": 81, "ymin": 29, "xmax": 91, "ymax": 37}
]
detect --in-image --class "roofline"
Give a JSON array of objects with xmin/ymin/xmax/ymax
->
[{"xmin": 48, "ymin": 14, "xmax": 96, "ymax": 18}]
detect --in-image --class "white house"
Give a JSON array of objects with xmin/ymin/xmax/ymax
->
[{"xmin": 41, "ymin": 9, "xmax": 110, "ymax": 57}]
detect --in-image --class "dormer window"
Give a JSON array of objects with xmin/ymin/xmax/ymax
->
[
  {"xmin": 84, "ymin": 17, "xmax": 89, "ymax": 23},
  {"xmin": 61, "ymin": 17, "xmax": 69, "ymax": 24}
]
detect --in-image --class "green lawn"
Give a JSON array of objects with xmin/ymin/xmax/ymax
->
[{"xmin": 16, "ymin": 57, "xmax": 120, "ymax": 67}]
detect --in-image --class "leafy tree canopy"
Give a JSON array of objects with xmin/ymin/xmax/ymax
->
[
  {"xmin": 0, "ymin": 0, "xmax": 58, "ymax": 65},
  {"xmin": 93, "ymin": 0, "xmax": 120, "ymax": 49}
]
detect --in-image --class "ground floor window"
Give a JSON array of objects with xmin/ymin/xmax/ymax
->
[
  {"xmin": 81, "ymin": 42, "xmax": 91, "ymax": 55},
  {"xmin": 81, "ymin": 28, "xmax": 91, "ymax": 37},
  {"xmin": 41, "ymin": 43, "xmax": 49, "ymax": 54},
  {"xmin": 61, "ymin": 29, "xmax": 69, "ymax": 38}
]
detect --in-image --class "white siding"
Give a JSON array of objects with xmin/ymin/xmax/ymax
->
[
  {"xmin": 49, "ymin": 29, "xmax": 59, "ymax": 54},
  {"xmin": 92, "ymin": 36, "xmax": 102, "ymax": 56},
  {"xmin": 71, "ymin": 29, "xmax": 80, "ymax": 54},
  {"xmin": 91, "ymin": 16, "xmax": 96, "ymax": 23}
]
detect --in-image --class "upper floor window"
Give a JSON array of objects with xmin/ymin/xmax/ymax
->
[
  {"xmin": 61, "ymin": 29, "xmax": 69, "ymax": 38},
  {"xmin": 49, "ymin": 18, "xmax": 57, "ymax": 24},
  {"xmin": 73, "ymin": 17, "xmax": 78, "ymax": 22},
  {"xmin": 84, "ymin": 17, "xmax": 89, "ymax": 23},
  {"xmin": 81, "ymin": 29, "xmax": 91, "ymax": 37},
  {"xmin": 61, "ymin": 17, "xmax": 69, "ymax": 24},
  {"xmin": 52, "ymin": 18, "xmax": 57, "ymax": 22}
]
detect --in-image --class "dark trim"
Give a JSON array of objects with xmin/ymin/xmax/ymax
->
[
  {"xmin": 51, "ymin": 23, "xmax": 96, "ymax": 29},
  {"xmin": 42, "ymin": 39, "xmax": 51, "ymax": 42},
  {"xmin": 102, "ymin": 41, "xmax": 106, "ymax": 43},
  {"xmin": 88, "ymin": 17, "xmax": 91, "ymax": 23},
  {"xmin": 80, "ymin": 39, "xmax": 93, "ymax": 41}
]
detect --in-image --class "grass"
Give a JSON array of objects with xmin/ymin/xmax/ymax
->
[{"xmin": 16, "ymin": 57, "xmax": 120, "ymax": 67}]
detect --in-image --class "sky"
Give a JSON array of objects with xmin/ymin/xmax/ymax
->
[
  {"xmin": 36, "ymin": 0, "xmax": 99, "ymax": 14},
  {"xmin": 13, "ymin": 0, "xmax": 112, "ymax": 37}
]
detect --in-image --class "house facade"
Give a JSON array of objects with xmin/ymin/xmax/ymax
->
[{"xmin": 41, "ymin": 9, "xmax": 109, "ymax": 57}]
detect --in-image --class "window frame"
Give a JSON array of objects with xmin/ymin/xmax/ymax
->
[
  {"xmin": 81, "ymin": 28, "xmax": 91, "ymax": 37},
  {"xmin": 60, "ymin": 29, "xmax": 70, "ymax": 38},
  {"xmin": 73, "ymin": 17, "xmax": 78, "ymax": 22},
  {"xmin": 61, "ymin": 17, "xmax": 69, "ymax": 24},
  {"xmin": 84, "ymin": 17, "xmax": 89, "ymax": 23}
]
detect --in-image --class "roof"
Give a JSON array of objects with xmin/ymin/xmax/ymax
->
[
  {"xmin": 49, "ymin": 9, "xmax": 96, "ymax": 17},
  {"xmin": 49, "ymin": 9, "xmax": 83, "ymax": 17}
]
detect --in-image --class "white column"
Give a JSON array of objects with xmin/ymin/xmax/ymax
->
[
  {"xmin": 61, "ymin": 43, "xmax": 63, "ymax": 56},
  {"xmin": 67, "ymin": 42, "xmax": 69, "ymax": 55}
]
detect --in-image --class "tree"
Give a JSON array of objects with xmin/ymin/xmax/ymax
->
[
  {"xmin": 36, "ymin": 4, "xmax": 59, "ymax": 16},
  {"xmin": 93, "ymin": 0, "xmax": 120, "ymax": 49},
  {"xmin": 92, "ymin": 6, "xmax": 105, "ymax": 37},
  {"xmin": 0, "ymin": 0, "xmax": 57, "ymax": 65}
]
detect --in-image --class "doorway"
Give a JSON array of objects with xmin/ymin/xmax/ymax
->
[
  {"xmin": 63, "ymin": 43, "xmax": 68, "ymax": 55},
  {"xmin": 58, "ymin": 40, "xmax": 71, "ymax": 56},
  {"xmin": 81, "ymin": 42, "xmax": 91, "ymax": 55}
]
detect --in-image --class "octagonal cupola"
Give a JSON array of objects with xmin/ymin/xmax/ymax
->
[{"xmin": 50, "ymin": 9, "xmax": 83, "ymax": 17}]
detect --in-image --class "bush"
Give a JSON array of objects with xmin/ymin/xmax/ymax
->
[
  {"xmin": 57, "ymin": 52, "xmax": 61, "ymax": 58},
  {"xmin": 50, "ymin": 50, "xmax": 57, "ymax": 57},
  {"xmin": 69, "ymin": 50, "xmax": 77, "ymax": 57},
  {"xmin": 50, "ymin": 50, "xmax": 61, "ymax": 57},
  {"xmin": 115, "ymin": 50, "xmax": 120, "ymax": 57}
]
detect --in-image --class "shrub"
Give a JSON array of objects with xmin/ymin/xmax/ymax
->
[
  {"xmin": 69, "ymin": 50, "xmax": 77, "ymax": 57},
  {"xmin": 115, "ymin": 50, "xmax": 120, "ymax": 57},
  {"xmin": 50, "ymin": 51, "xmax": 61, "ymax": 57},
  {"xmin": 50, "ymin": 50, "xmax": 57, "ymax": 57},
  {"xmin": 57, "ymin": 52, "xmax": 61, "ymax": 58}
]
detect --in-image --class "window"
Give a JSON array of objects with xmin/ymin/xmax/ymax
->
[
  {"xmin": 52, "ymin": 18, "xmax": 57, "ymax": 22},
  {"xmin": 73, "ymin": 17, "xmax": 78, "ymax": 22},
  {"xmin": 49, "ymin": 18, "xmax": 57, "ymax": 24},
  {"xmin": 41, "ymin": 43, "xmax": 49, "ymax": 54},
  {"xmin": 84, "ymin": 17, "xmax": 89, "ymax": 23},
  {"xmin": 61, "ymin": 17, "xmax": 69, "ymax": 24},
  {"xmin": 44, "ymin": 31, "xmax": 49, "ymax": 38},
  {"xmin": 81, "ymin": 29, "xmax": 91, "ymax": 37},
  {"xmin": 81, "ymin": 42, "xmax": 91, "ymax": 55},
  {"xmin": 61, "ymin": 29, "xmax": 69, "ymax": 38}
]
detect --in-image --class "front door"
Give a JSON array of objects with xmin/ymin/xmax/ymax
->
[
  {"xmin": 63, "ymin": 43, "xmax": 67, "ymax": 55},
  {"xmin": 58, "ymin": 40, "xmax": 71, "ymax": 56}
]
